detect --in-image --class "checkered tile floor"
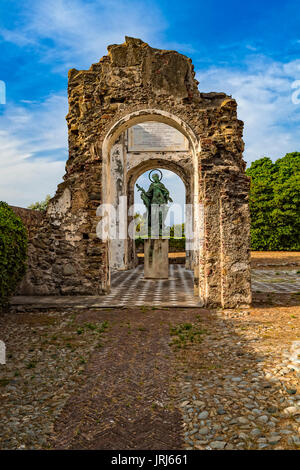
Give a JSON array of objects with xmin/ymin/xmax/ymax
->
[
  {"xmin": 97, "ymin": 267, "xmax": 300, "ymax": 307},
  {"xmin": 105, "ymin": 264, "xmax": 200, "ymax": 307},
  {"xmin": 11, "ymin": 267, "xmax": 300, "ymax": 310},
  {"xmin": 251, "ymin": 269, "xmax": 300, "ymax": 294}
]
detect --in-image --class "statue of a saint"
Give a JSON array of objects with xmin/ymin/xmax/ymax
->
[{"xmin": 136, "ymin": 170, "xmax": 173, "ymax": 237}]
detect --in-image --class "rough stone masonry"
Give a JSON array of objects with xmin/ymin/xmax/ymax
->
[{"xmin": 18, "ymin": 36, "xmax": 251, "ymax": 308}]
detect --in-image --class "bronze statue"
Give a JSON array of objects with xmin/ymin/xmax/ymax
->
[{"xmin": 136, "ymin": 169, "xmax": 173, "ymax": 236}]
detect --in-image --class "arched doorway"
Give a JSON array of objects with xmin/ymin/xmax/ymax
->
[
  {"xmin": 102, "ymin": 113, "xmax": 202, "ymax": 299},
  {"xmin": 133, "ymin": 167, "xmax": 187, "ymax": 270}
]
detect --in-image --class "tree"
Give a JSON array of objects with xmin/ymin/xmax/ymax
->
[
  {"xmin": 246, "ymin": 152, "xmax": 300, "ymax": 250},
  {"xmin": 28, "ymin": 194, "xmax": 51, "ymax": 211}
]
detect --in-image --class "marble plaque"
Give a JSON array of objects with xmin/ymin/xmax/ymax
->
[{"xmin": 128, "ymin": 122, "xmax": 189, "ymax": 151}]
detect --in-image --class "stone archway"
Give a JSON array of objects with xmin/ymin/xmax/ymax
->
[
  {"xmin": 126, "ymin": 159, "xmax": 192, "ymax": 272},
  {"xmin": 102, "ymin": 111, "xmax": 199, "ymax": 291},
  {"xmin": 20, "ymin": 36, "xmax": 251, "ymax": 308}
]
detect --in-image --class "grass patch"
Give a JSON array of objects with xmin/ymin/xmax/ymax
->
[
  {"xmin": 84, "ymin": 322, "xmax": 98, "ymax": 331},
  {"xmin": 169, "ymin": 321, "xmax": 207, "ymax": 350},
  {"xmin": 97, "ymin": 321, "xmax": 109, "ymax": 333},
  {"xmin": 26, "ymin": 361, "xmax": 36, "ymax": 369}
]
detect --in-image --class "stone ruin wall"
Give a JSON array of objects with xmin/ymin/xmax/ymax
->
[{"xmin": 18, "ymin": 36, "xmax": 251, "ymax": 308}]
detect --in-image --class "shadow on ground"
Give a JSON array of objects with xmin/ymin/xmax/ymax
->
[{"xmin": 1, "ymin": 288, "xmax": 300, "ymax": 450}]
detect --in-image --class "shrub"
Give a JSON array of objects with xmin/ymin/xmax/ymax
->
[
  {"xmin": 28, "ymin": 194, "xmax": 51, "ymax": 211},
  {"xmin": 0, "ymin": 202, "xmax": 28, "ymax": 310},
  {"xmin": 135, "ymin": 236, "xmax": 185, "ymax": 252}
]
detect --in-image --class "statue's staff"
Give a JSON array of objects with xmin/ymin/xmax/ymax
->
[
  {"xmin": 136, "ymin": 184, "xmax": 150, "ymax": 209},
  {"xmin": 136, "ymin": 183, "xmax": 146, "ymax": 196}
]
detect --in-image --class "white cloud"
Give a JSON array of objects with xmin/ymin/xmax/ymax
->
[
  {"xmin": 197, "ymin": 56, "xmax": 300, "ymax": 164},
  {"xmin": 0, "ymin": 93, "xmax": 67, "ymax": 206},
  {"xmin": 1, "ymin": 0, "xmax": 167, "ymax": 70},
  {"xmin": 0, "ymin": 0, "xmax": 169, "ymax": 207},
  {"xmin": 1, "ymin": 1, "xmax": 300, "ymax": 209},
  {"xmin": 0, "ymin": 155, "xmax": 65, "ymax": 208}
]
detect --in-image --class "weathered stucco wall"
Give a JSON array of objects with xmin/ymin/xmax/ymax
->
[{"xmin": 20, "ymin": 36, "xmax": 251, "ymax": 307}]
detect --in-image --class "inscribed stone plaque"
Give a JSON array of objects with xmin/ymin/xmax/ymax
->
[{"xmin": 128, "ymin": 122, "xmax": 189, "ymax": 151}]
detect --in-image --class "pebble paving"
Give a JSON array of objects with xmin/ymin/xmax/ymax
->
[
  {"xmin": 1, "ymin": 266, "xmax": 300, "ymax": 450},
  {"xmin": 176, "ymin": 307, "xmax": 300, "ymax": 450}
]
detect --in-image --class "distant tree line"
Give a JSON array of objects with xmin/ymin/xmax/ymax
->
[{"xmin": 246, "ymin": 152, "xmax": 300, "ymax": 251}]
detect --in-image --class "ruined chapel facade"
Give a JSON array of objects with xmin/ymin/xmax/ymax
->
[{"xmin": 19, "ymin": 37, "xmax": 251, "ymax": 308}]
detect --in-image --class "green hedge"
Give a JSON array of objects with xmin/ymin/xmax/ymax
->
[
  {"xmin": 169, "ymin": 238, "xmax": 185, "ymax": 252},
  {"xmin": 135, "ymin": 237, "xmax": 185, "ymax": 252},
  {"xmin": 0, "ymin": 202, "xmax": 28, "ymax": 310}
]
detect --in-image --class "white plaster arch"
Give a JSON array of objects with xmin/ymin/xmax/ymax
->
[
  {"xmin": 102, "ymin": 108, "xmax": 200, "ymax": 157},
  {"xmin": 101, "ymin": 108, "xmax": 202, "ymax": 296},
  {"xmin": 126, "ymin": 161, "xmax": 193, "ymax": 271},
  {"xmin": 127, "ymin": 158, "xmax": 192, "ymax": 189}
]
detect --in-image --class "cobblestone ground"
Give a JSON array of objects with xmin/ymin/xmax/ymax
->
[
  {"xmin": 0, "ymin": 307, "xmax": 192, "ymax": 449},
  {"xmin": 1, "ymin": 266, "xmax": 300, "ymax": 450},
  {"xmin": 176, "ymin": 294, "xmax": 300, "ymax": 450}
]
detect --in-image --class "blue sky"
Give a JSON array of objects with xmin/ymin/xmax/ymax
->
[{"xmin": 0, "ymin": 0, "xmax": 300, "ymax": 207}]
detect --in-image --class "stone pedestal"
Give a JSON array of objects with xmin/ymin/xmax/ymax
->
[{"xmin": 144, "ymin": 239, "xmax": 169, "ymax": 279}]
